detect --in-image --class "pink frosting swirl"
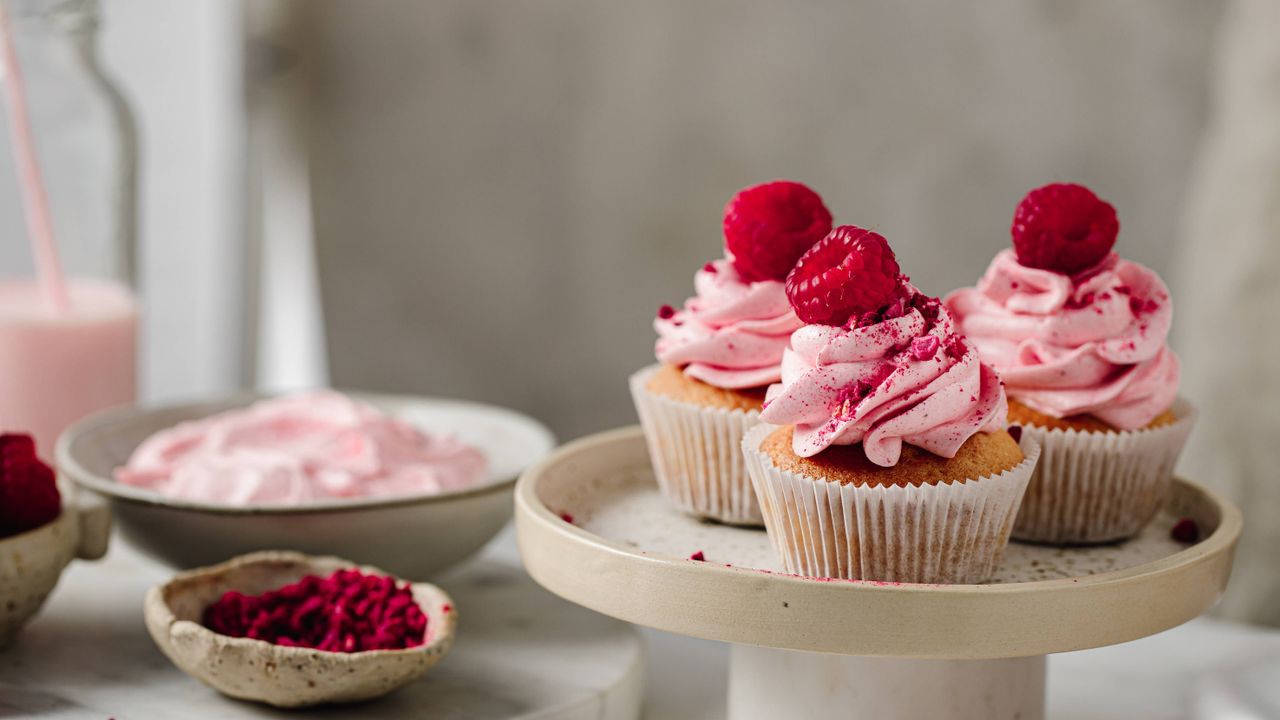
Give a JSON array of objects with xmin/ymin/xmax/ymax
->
[
  {"xmin": 655, "ymin": 258, "xmax": 802, "ymax": 389},
  {"xmin": 115, "ymin": 391, "xmax": 488, "ymax": 505},
  {"xmin": 944, "ymin": 249, "xmax": 1179, "ymax": 430},
  {"xmin": 759, "ymin": 290, "xmax": 1008, "ymax": 466}
]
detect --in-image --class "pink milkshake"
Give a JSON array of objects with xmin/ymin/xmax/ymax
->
[
  {"xmin": 0, "ymin": 8, "xmax": 138, "ymax": 458},
  {"xmin": 0, "ymin": 278, "xmax": 137, "ymax": 458}
]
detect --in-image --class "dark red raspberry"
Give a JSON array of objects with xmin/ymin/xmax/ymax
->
[
  {"xmin": 784, "ymin": 226, "xmax": 902, "ymax": 325},
  {"xmin": 1011, "ymin": 183, "xmax": 1119, "ymax": 274},
  {"xmin": 0, "ymin": 433, "xmax": 61, "ymax": 538},
  {"xmin": 723, "ymin": 180, "xmax": 833, "ymax": 282}
]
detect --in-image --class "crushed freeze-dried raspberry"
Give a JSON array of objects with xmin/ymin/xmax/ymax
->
[{"xmin": 203, "ymin": 568, "xmax": 427, "ymax": 652}]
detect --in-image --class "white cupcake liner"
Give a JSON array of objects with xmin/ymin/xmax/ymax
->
[
  {"xmin": 1011, "ymin": 397, "xmax": 1196, "ymax": 545},
  {"xmin": 629, "ymin": 365, "xmax": 764, "ymax": 526},
  {"xmin": 742, "ymin": 423, "xmax": 1041, "ymax": 584}
]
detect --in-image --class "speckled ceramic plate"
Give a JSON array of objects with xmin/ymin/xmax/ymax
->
[
  {"xmin": 515, "ymin": 426, "xmax": 1241, "ymax": 659},
  {"xmin": 145, "ymin": 551, "xmax": 456, "ymax": 708}
]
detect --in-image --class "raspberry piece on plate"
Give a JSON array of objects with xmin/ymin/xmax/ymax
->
[
  {"xmin": 1011, "ymin": 183, "xmax": 1119, "ymax": 274},
  {"xmin": 723, "ymin": 180, "xmax": 833, "ymax": 282},
  {"xmin": 784, "ymin": 225, "xmax": 902, "ymax": 326},
  {"xmin": 1170, "ymin": 518, "xmax": 1200, "ymax": 544}
]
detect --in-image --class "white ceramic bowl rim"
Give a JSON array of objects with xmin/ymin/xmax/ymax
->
[{"xmin": 57, "ymin": 391, "xmax": 556, "ymax": 516}]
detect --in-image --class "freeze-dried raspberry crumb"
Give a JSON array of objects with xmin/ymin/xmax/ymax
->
[{"xmin": 910, "ymin": 336, "xmax": 940, "ymax": 361}]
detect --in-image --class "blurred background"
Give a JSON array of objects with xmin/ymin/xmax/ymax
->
[{"xmin": 3, "ymin": 0, "xmax": 1276, "ymax": 626}]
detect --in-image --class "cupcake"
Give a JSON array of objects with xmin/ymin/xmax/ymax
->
[
  {"xmin": 743, "ymin": 226, "xmax": 1040, "ymax": 583},
  {"xmin": 945, "ymin": 183, "xmax": 1194, "ymax": 544},
  {"xmin": 631, "ymin": 181, "xmax": 832, "ymax": 525}
]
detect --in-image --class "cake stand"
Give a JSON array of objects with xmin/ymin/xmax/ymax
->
[{"xmin": 515, "ymin": 426, "xmax": 1241, "ymax": 720}]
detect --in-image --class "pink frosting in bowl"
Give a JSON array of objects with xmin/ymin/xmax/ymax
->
[
  {"xmin": 944, "ymin": 249, "xmax": 1179, "ymax": 430},
  {"xmin": 114, "ymin": 392, "xmax": 489, "ymax": 506},
  {"xmin": 655, "ymin": 259, "xmax": 802, "ymax": 390},
  {"xmin": 760, "ymin": 290, "xmax": 1008, "ymax": 466}
]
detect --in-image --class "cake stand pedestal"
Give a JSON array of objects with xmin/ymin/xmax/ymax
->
[{"xmin": 515, "ymin": 427, "xmax": 1241, "ymax": 720}]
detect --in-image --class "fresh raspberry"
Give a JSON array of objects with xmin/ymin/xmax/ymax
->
[
  {"xmin": 0, "ymin": 433, "xmax": 61, "ymax": 538},
  {"xmin": 784, "ymin": 225, "xmax": 902, "ymax": 325},
  {"xmin": 1011, "ymin": 183, "xmax": 1119, "ymax": 274},
  {"xmin": 723, "ymin": 180, "xmax": 833, "ymax": 282}
]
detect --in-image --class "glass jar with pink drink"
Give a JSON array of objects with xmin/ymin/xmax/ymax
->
[{"xmin": 0, "ymin": 0, "xmax": 138, "ymax": 459}]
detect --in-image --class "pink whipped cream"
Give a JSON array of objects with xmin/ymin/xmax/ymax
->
[
  {"xmin": 760, "ymin": 290, "xmax": 1007, "ymax": 466},
  {"xmin": 944, "ymin": 249, "xmax": 1179, "ymax": 430},
  {"xmin": 655, "ymin": 258, "xmax": 802, "ymax": 389},
  {"xmin": 115, "ymin": 392, "xmax": 488, "ymax": 505}
]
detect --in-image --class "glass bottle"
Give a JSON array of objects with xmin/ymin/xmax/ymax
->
[{"xmin": 0, "ymin": 0, "xmax": 139, "ymax": 459}]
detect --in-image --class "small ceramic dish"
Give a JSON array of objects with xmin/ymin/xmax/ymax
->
[
  {"xmin": 1, "ymin": 483, "xmax": 111, "ymax": 647},
  {"xmin": 144, "ymin": 550, "xmax": 456, "ymax": 707},
  {"xmin": 58, "ymin": 392, "xmax": 555, "ymax": 578}
]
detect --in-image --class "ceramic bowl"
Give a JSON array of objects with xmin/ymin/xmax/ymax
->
[
  {"xmin": 0, "ymin": 483, "xmax": 111, "ymax": 647},
  {"xmin": 145, "ymin": 551, "xmax": 456, "ymax": 707},
  {"xmin": 58, "ymin": 392, "xmax": 554, "ymax": 578}
]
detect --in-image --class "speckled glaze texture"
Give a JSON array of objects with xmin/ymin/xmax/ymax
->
[
  {"xmin": 742, "ymin": 424, "xmax": 1040, "ymax": 583},
  {"xmin": 0, "ymin": 486, "xmax": 110, "ymax": 648},
  {"xmin": 1013, "ymin": 398, "xmax": 1196, "ymax": 544},
  {"xmin": 630, "ymin": 365, "xmax": 763, "ymax": 525},
  {"xmin": 144, "ymin": 551, "xmax": 456, "ymax": 708}
]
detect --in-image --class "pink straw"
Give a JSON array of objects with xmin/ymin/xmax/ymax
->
[{"xmin": 0, "ymin": 5, "xmax": 69, "ymax": 312}]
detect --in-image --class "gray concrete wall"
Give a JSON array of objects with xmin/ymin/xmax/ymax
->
[{"xmin": 302, "ymin": 0, "xmax": 1222, "ymax": 441}]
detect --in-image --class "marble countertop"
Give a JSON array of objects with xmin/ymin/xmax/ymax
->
[
  {"xmin": 0, "ymin": 528, "xmax": 644, "ymax": 719},
  {"xmin": 4, "ymin": 526, "xmax": 1278, "ymax": 719},
  {"xmin": 639, "ymin": 616, "xmax": 1280, "ymax": 720}
]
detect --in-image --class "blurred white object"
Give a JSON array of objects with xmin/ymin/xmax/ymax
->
[
  {"xmin": 1175, "ymin": 0, "xmax": 1280, "ymax": 626},
  {"xmin": 1195, "ymin": 655, "xmax": 1280, "ymax": 720},
  {"xmin": 245, "ymin": 0, "xmax": 327, "ymax": 393},
  {"xmin": 100, "ymin": 0, "xmax": 248, "ymax": 402}
]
